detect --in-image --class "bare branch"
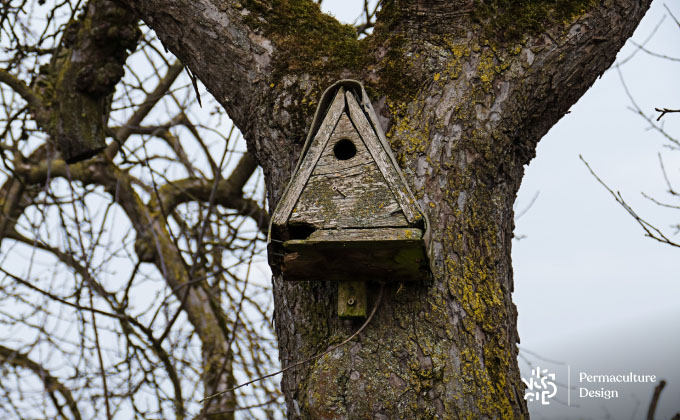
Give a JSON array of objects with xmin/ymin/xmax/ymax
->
[
  {"xmin": 151, "ymin": 153, "xmax": 268, "ymax": 232},
  {"xmin": 515, "ymin": 191, "xmax": 540, "ymax": 220},
  {"xmin": 655, "ymin": 107, "xmax": 680, "ymax": 121},
  {"xmin": 616, "ymin": 66, "xmax": 680, "ymax": 148},
  {"xmin": 646, "ymin": 379, "xmax": 665, "ymax": 420},
  {"xmin": 0, "ymin": 4, "xmax": 276, "ymax": 418},
  {"xmin": 107, "ymin": 60, "xmax": 184, "ymax": 159},
  {"xmin": 0, "ymin": 69, "xmax": 44, "ymax": 114},
  {"xmin": 665, "ymin": 4, "xmax": 680, "ymax": 29},
  {"xmin": 0, "ymin": 345, "xmax": 83, "ymax": 420},
  {"xmin": 202, "ymin": 283, "xmax": 385, "ymax": 402},
  {"xmin": 580, "ymin": 155, "xmax": 680, "ymax": 248},
  {"xmin": 612, "ymin": 14, "xmax": 667, "ymax": 69}
]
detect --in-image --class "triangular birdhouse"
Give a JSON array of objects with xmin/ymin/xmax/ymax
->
[{"xmin": 269, "ymin": 81, "xmax": 430, "ymax": 317}]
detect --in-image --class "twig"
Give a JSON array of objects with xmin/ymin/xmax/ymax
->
[
  {"xmin": 611, "ymin": 15, "xmax": 666, "ymax": 69},
  {"xmin": 90, "ymin": 292, "xmax": 112, "ymax": 420},
  {"xmin": 106, "ymin": 60, "xmax": 184, "ymax": 159},
  {"xmin": 185, "ymin": 66, "xmax": 202, "ymax": 107},
  {"xmin": 646, "ymin": 380, "xmax": 665, "ymax": 420},
  {"xmin": 658, "ymin": 153, "xmax": 678, "ymax": 197},
  {"xmin": 616, "ymin": 66, "xmax": 680, "ymax": 148},
  {"xmin": 580, "ymin": 155, "xmax": 680, "ymax": 248},
  {"xmin": 665, "ymin": 4, "xmax": 680, "ymax": 29},
  {"xmin": 515, "ymin": 191, "xmax": 540, "ymax": 220},
  {"xmin": 518, "ymin": 346, "xmax": 566, "ymax": 366},
  {"xmin": 655, "ymin": 107, "xmax": 680, "ymax": 121},
  {"xmin": 629, "ymin": 41, "xmax": 680, "ymax": 63},
  {"xmin": 0, "ymin": 267, "xmax": 128, "ymax": 321},
  {"xmin": 0, "ymin": 345, "xmax": 83, "ymax": 420},
  {"xmin": 200, "ymin": 283, "xmax": 385, "ymax": 403}
]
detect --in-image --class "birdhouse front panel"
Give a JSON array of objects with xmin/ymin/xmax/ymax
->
[
  {"xmin": 288, "ymin": 112, "xmax": 408, "ymax": 230},
  {"xmin": 268, "ymin": 81, "xmax": 430, "ymax": 288}
]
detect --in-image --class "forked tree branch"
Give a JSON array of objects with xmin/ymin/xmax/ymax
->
[
  {"xmin": 0, "ymin": 345, "xmax": 83, "ymax": 420},
  {"xmin": 150, "ymin": 153, "xmax": 268, "ymax": 232},
  {"xmin": 655, "ymin": 107, "xmax": 680, "ymax": 121},
  {"xmin": 106, "ymin": 60, "xmax": 184, "ymax": 159}
]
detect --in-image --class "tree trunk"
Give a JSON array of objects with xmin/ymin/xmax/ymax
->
[{"xmin": 121, "ymin": 0, "xmax": 652, "ymax": 417}]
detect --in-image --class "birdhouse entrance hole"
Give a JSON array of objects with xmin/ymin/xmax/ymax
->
[{"xmin": 333, "ymin": 139, "xmax": 356, "ymax": 160}]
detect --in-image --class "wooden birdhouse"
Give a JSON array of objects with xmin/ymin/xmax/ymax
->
[{"xmin": 268, "ymin": 80, "xmax": 430, "ymax": 318}]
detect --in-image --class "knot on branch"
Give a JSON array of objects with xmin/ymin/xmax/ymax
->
[
  {"xmin": 92, "ymin": 2, "xmax": 141, "ymax": 51},
  {"xmin": 134, "ymin": 234, "xmax": 156, "ymax": 263},
  {"xmin": 74, "ymin": 0, "xmax": 141, "ymax": 97},
  {"xmin": 75, "ymin": 62, "xmax": 125, "ymax": 97}
]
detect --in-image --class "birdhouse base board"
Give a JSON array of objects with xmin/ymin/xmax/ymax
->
[{"xmin": 281, "ymin": 228, "xmax": 428, "ymax": 282}]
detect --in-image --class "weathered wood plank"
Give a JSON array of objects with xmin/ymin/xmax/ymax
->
[
  {"xmin": 308, "ymin": 228, "xmax": 422, "ymax": 242},
  {"xmin": 345, "ymin": 91, "xmax": 423, "ymax": 225},
  {"xmin": 271, "ymin": 87, "xmax": 346, "ymax": 227},
  {"xmin": 289, "ymin": 111, "xmax": 408, "ymax": 229},
  {"xmin": 338, "ymin": 280, "xmax": 367, "ymax": 319},
  {"xmin": 312, "ymin": 113, "xmax": 372, "ymax": 175},
  {"xmin": 289, "ymin": 165, "xmax": 407, "ymax": 228},
  {"xmin": 282, "ymin": 227, "xmax": 428, "ymax": 282}
]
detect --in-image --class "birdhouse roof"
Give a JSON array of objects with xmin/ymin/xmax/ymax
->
[{"xmin": 270, "ymin": 80, "xmax": 427, "ymax": 240}]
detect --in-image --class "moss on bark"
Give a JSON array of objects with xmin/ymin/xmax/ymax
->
[
  {"xmin": 46, "ymin": 0, "xmax": 140, "ymax": 163},
  {"xmin": 241, "ymin": 0, "xmax": 370, "ymax": 79},
  {"xmin": 474, "ymin": 0, "xmax": 597, "ymax": 41}
]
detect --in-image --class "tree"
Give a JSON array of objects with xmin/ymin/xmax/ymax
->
[
  {"xmin": 1, "ymin": 2, "xmax": 276, "ymax": 419},
  {"xmin": 0, "ymin": 0, "xmax": 653, "ymax": 419}
]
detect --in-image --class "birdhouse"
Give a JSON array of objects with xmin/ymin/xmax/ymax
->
[{"xmin": 268, "ymin": 80, "xmax": 430, "ymax": 318}]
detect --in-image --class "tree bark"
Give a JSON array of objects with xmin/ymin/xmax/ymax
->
[
  {"xmin": 121, "ymin": 0, "xmax": 652, "ymax": 417},
  {"xmin": 46, "ymin": 0, "xmax": 140, "ymax": 162}
]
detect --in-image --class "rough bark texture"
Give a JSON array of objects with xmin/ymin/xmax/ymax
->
[
  {"xmin": 44, "ymin": 0, "xmax": 140, "ymax": 162},
  {"xmin": 120, "ymin": 0, "xmax": 651, "ymax": 418}
]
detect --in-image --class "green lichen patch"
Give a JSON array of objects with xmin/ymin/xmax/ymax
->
[
  {"xmin": 474, "ymin": 0, "xmax": 596, "ymax": 42},
  {"xmin": 385, "ymin": 98, "xmax": 431, "ymax": 164},
  {"xmin": 242, "ymin": 0, "xmax": 370, "ymax": 79},
  {"xmin": 372, "ymin": 33, "xmax": 426, "ymax": 105}
]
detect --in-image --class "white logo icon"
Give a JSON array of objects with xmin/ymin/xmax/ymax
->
[{"xmin": 522, "ymin": 366, "xmax": 557, "ymax": 405}]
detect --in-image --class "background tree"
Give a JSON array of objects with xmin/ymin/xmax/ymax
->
[
  {"xmin": 0, "ymin": 0, "xmax": 653, "ymax": 419},
  {"xmin": 1, "ymin": 1, "xmax": 279, "ymax": 419}
]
